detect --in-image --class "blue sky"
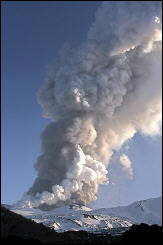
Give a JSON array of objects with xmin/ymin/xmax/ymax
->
[{"xmin": 1, "ymin": 1, "xmax": 162, "ymax": 208}]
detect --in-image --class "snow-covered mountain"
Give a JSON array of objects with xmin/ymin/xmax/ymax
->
[{"xmin": 5, "ymin": 196, "xmax": 162, "ymax": 234}]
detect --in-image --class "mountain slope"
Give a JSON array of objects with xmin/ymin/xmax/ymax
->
[
  {"xmin": 1, "ymin": 207, "xmax": 122, "ymax": 244},
  {"xmin": 90, "ymin": 196, "xmax": 162, "ymax": 226},
  {"xmin": 7, "ymin": 196, "xmax": 162, "ymax": 234},
  {"xmin": 1, "ymin": 206, "xmax": 57, "ymax": 242}
]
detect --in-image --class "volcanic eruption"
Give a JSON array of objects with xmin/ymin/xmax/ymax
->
[{"xmin": 16, "ymin": 1, "xmax": 162, "ymax": 209}]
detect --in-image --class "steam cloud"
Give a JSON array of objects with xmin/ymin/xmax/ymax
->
[
  {"xmin": 17, "ymin": 1, "xmax": 162, "ymax": 208},
  {"xmin": 119, "ymin": 154, "xmax": 133, "ymax": 178}
]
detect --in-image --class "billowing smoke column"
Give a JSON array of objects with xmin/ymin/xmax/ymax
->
[{"xmin": 18, "ymin": 1, "xmax": 162, "ymax": 208}]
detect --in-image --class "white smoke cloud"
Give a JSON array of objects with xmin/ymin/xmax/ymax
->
[
  {"xmin": 119, "ymin": 154, "xmax": 133, "ymax": 178},
  {"xmin": 15, "ymin": 1, "xmax": 162, "ymax": 209}
]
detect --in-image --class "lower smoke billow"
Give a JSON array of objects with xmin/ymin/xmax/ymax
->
[{"xmin": 17, "ymin": 2, "xmax": 162, "ymax": 208}]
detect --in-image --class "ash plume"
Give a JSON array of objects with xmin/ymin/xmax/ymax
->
[{"xmin": 16, "ymin": 2, "xmax": 162, "ymax": 208}]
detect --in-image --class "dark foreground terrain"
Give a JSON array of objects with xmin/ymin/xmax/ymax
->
[{"xmin": 1, "ymin": 207, "xmax": 162, "ymax": 244}]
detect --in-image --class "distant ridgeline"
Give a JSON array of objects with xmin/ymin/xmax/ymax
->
[{"xmin": 1, "ymin": 206, "xmax": 163, "ymax": 244}]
